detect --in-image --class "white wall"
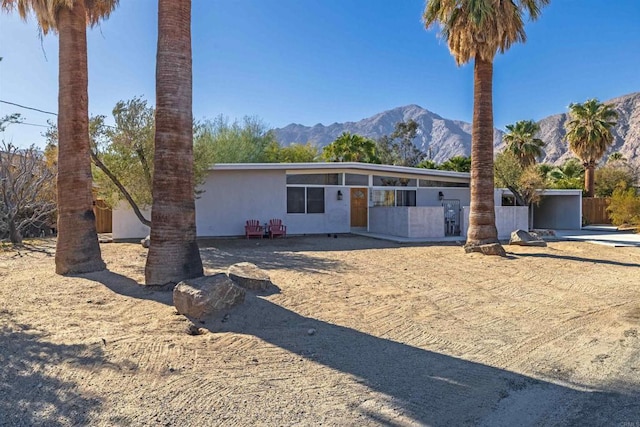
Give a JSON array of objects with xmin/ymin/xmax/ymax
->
[
  {"xmin": 112, "ymin": 201, "xmax": 150, "ymax": 240},
  {"xmin": 369, "ymin": 207, "xmax": 445, "ymax": 238},
  {"xmin": 462, "ymin": 206, "xmax": 529, "ymax": 240}
]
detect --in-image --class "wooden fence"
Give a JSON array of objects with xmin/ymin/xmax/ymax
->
[
  {"xmin": 94, "ymin": 199, "xmax": 113, "ymax": 233},
  {"xmin": 582, "ymin": 197, "xmax": 611, "ymax": 225}
]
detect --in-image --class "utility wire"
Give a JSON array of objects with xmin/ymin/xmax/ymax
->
[{"xmin": 0, "ymin": 99, "xmax": 57, "ymax": 116}]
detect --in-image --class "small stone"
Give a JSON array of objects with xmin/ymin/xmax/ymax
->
[
  {"xmin": 185, "ymin": 321, "xmax": 202, "ymax": 335},
  {"xmin": 141, "ymin": 235, "xmax": 150, "ymax": 248},
  {"xmin": 307, "ymin": 328, "xmax": 316, "ymax": 336}
]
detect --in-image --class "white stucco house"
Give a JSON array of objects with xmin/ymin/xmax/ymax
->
[{"xmin": 112, "ymin": 162, "xmax": 582, "ymax": 241}]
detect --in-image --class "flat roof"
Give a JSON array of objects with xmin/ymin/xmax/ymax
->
[{"xmin": 210, "ymin": 162, "xmax": 470, "ymax": 181}]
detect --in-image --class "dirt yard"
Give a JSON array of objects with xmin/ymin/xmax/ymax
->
[{"xmin": 1, "ymin": 235, "xmax": 639, "ymax": 426}]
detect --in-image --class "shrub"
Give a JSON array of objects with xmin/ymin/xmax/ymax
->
[{"xmin": 607, "ymin": 186, "xmax": 640, "ymax": 228}]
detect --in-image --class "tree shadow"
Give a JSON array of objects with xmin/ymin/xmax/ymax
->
[
  {"xmin": 510, "ymin": 251, "xmax": 640, "ymax": 268},
  {"xmin": 201, "ymin": 294, "xmax": 639, "ymax": 425},
  {"xmin": 0, "ymin": 310, "xmax": 104, "ymax": 426}
]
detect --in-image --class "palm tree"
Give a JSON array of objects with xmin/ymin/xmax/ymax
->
[
  {"xmin": 144, "ymin": 0, "xmax": 203, "ymax": 285},
  {"xmin": 3, "ymin": 0, "xmax": 118, "ymax": 274},
  {"xmin": 424, "ymin": 0, "xmax": 549, "ymax": 254},
  {"xmin": 565, "ymin": 99, "xmax": 618, "ymax": 197},
  {"xmin": 503, "ymin": 120, "xmax": 545, "ymax": 167}
]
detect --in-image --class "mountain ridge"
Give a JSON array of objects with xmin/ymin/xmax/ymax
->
[{"xmin": 274, "ymin": 92, "xmax": 640, "ymax": 167}]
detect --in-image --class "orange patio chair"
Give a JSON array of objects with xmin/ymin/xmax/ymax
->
[
  {"xmin": 245, "ymin": 219, "xmax": 264, "ymax": 239},
  {"xmin": 268, "ymin": 218, "xmax": 287, "ymax": 239}
]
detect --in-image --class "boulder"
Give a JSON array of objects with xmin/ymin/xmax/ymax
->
[
  {"xmin": 173, "ymin": 273, "xmax": 246, "ymax": 319},
  {"xmin": 227, "ymin": 262, "xmax": 272, "ymax": 291},
  {"xmin": 509, "ymin": 229, "xmax": 547, "ymax": 247},
  {"xmin": 141, "ymin": 235, "xmax": 150, "ymax": 248},
  {"xmin": 464, "ymin": 243, "xmax": 507, "ymax": 256}
]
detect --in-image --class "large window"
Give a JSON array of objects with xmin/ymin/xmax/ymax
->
[
  {"xmin": 372, "ymin": 189, "xmax": 416, "ymax": 207},
  {"xmin": 287, "ymin": 187, "xmax": 325, "ymax": 214}
]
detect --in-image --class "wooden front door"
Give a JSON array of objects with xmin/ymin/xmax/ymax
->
[{"xmin": 350, "ymin": 188, "xmax": 368, "ymax": 227}]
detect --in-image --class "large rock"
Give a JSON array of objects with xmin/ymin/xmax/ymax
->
[
  {"xmin": 141, "ymin": 235, "xmax": 150, "ymax": 248},
  {"xmin": 509, "ymin": 229, "xmax": 547, "ymax": 247},
  {"xmin": 227, "ymin": 262, "xmax": 272, "ymax": 291},
  {"xmin": 464, "ymin": 243, "xmax": 507, "ymax": 256},
  {"xmin": 173, "ymin": 274, "xmax": 246, "ymax": 319}
]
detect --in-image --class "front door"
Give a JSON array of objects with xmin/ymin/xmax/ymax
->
[{"xmin": 350, "ymin": 188, "xmax": 368, "ymax": 227}]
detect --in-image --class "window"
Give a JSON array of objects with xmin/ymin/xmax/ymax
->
[
  {"xmin": 345, "ymin": 173, "xmax": 369, "ymax": 186},
  {"xmin": 287, "ymin": 174, "xmax": 341, "ymax": 185},
  {"xmin": 372, "ymin": 189, "xmax": 416, "ymax": 207},
  {"xmin": 287, "ymin": 187, "xmax": 325, "ymax": 214},
  {"xmin": 418, "ymin": 179, "xmax": 468, "ymax": 188},
  {"xmin": 287, "ymin": 187, "xmax": 305, "ymax": 213}
]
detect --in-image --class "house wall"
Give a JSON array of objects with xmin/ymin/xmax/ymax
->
[
  {"xmin": 369, "ymin": 207, "xmax": 445, "ymax": 238},
  {"xmin": 196, "ymin": 169, "xmax": 285, "ymax": 237},
  {"xmin": 112, "ymin": 201, "xmax": 150, "ymax": 240},
  {"xmin": 462, "ymin": 206, "xmax": 529, "ymax": 239},
  {"xmin": 533, "ymin": 195, "xmax": 582, "ymax": 229},
  {"xmin": 195, "ymin": 170, "xmax": 351, "ymax": 237}
]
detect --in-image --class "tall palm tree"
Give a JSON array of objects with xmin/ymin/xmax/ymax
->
[
  {"xmin": 144, "ymin": 0, "xmax": 203, "ymax": 285},
  {"xmin": 3, "ymin": 0, "xmax": 118, "ymax": 274},
  {"xmin": 424, "ymin": 0, "xmax": 549, "ymax": 254},
  {"xmin": 565, "ymin": 99, "xmax": 618, "ymax": 197},
  {"xmin": 503, "ymin": 120, "xmax": 545, "ymax": 167}
]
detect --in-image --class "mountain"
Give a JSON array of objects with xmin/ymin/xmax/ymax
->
[
  {"xmin": 275, "ymin": 104, "xmax": 503, "ymax": 164},
  {"xmin": 274, "ymin": 92, "xmax": 640, "ymax": 167}
]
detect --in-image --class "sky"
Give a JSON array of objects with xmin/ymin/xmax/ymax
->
[{"xmin": 1, "ymin": 0, "xmax": 639, "ymax": 149}]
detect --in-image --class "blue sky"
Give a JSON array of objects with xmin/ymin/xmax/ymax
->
[{"xmin": 1, "ymin": 0, "xmax": 639, "ymax": 149}]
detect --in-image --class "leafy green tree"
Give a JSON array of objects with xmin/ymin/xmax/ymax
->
[
  {"xmin": 495, "ymin": 151, "xmax": 544, "ymax": 206},
  {"xmin": 438, "ymin": 155, "xmax": 471, "ymax": 172},
  {"xmin": 544, "ymin": 159, "xmax": 584, "ymax": 190},
  {"xmin": 417, "ymin": 159, "xmax": 438, "ymax": 169},
  {"xmin": 45, "ymin": 97, "xmax": 215, "ymax": 228},
  {"xmin": 376, "ymin": 120, "xmax": 426, "ymax": 166},
  {"xmin": 503, "ymin": 120, "xmax": 545, "ymax": 167},
  {"xmin": 608, "ymin": 152, "xmax": 626, "ymax": 163},
  {"xmin": 195, "ymin": 115, "xmax": 276, "ymax": 163},
  {"xmin": 3, "ymin": 0, "xmax": 119, "ymax": 274},
  {"xmin": 322, "ymin": 132, "xmax": 379, "ymax": 163},
  {"xmin": 424, "ymin": 0, "xmax": 549, "ymax": 254},
  {"xmin": 594, "ymin": 163, "xmax": 637, "ymax": 198},
  {"xmin": 264, "ymin": 142, "xmax": 319, "ymax": 163},
  {"xmin": 565, "ymin": 98, "xmax": 618, "ymax": 197}
]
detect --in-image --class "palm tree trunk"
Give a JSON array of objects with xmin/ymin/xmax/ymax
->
[
  {"xmin": 55, "ymin": 2, "xmax": 105, "ymax": 274},
  {"xmin": 585, "ymin": 160, "xmax": 595, "ymax": 197},
  {"xmin": 145, "ymin": 0, "xmax": 203, "ymax": 285},
  {"xmin": 465, "ymin": 57, "xmax": 500, "ymax": 250}
]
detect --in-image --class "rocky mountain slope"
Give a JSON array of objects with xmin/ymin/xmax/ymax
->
[{"xmin": 274, "ymin": 92, "xmax": 640, "ymax": 167}]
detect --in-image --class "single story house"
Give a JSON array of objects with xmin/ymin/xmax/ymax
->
[{"xmin": 113, "ymin": 162, "xmax": 582, "ymax": 241}]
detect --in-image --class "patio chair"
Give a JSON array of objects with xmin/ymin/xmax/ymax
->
[
  {"xmin": 245, "ymin": 219, "xmax": 264, "ymax": 239},
  {"xmin": 268, "ymin": 218, "xmax": 287, "ymax": 239}
]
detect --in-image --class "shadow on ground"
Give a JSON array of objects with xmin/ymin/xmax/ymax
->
[
  {"xmin": 0, "ymin": 310, "xmax": 104, "ymax": 426},
  {"xmin": 84, "ymin": 266, "xmax": 640, "ymax": 425},
  {"xmin": 512, "ymin": 251, "xmax": 640, "ymax": 268}
]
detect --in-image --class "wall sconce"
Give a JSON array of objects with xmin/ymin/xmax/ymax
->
[
  {"xmin": 438, "ymin": 191, "xmax": 444, "ymax": 201},
  {"xmin": 337, "ymin": 190, "xmax": 343, "ymax": 201}
]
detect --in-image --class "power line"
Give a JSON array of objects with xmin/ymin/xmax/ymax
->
[
  {"xmin": 18, "ymin": 122, "xmax": 50, "ymax": 128},
  {"xmin": 0, "ymin": 100, "xmax": 57, "ymax": 116}
]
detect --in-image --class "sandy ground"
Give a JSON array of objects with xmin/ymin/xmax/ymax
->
[{"xmin": 1, "ymin": 235, "xmax": 639, "ymax": 426}]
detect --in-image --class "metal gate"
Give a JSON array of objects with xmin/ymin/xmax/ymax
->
[{"xmin": 442, "ymin": 199, "xmax": 461, "ymax": 236}]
